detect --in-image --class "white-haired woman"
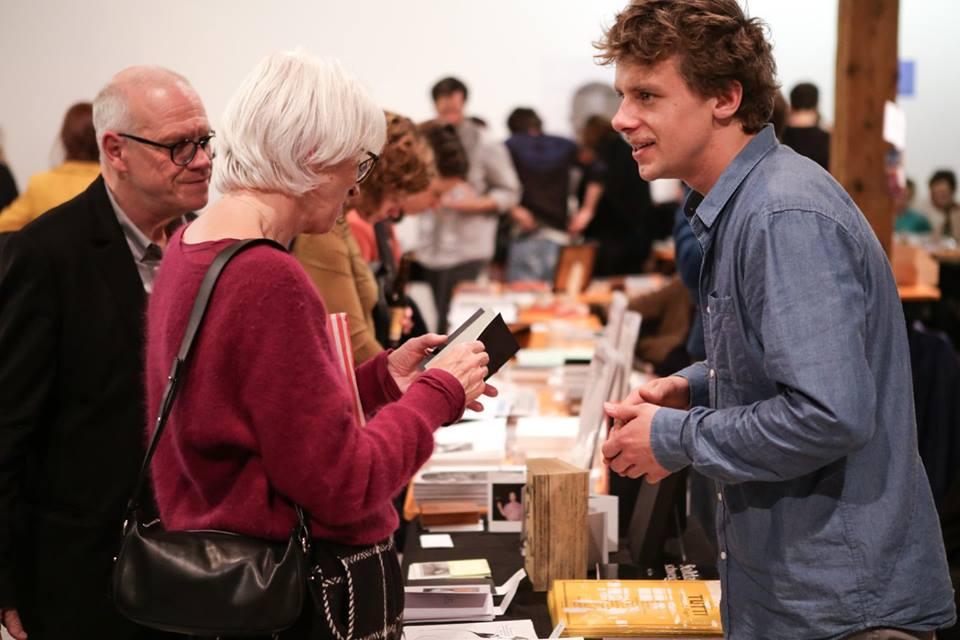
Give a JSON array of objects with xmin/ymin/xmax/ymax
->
[{"xmin": 144, "ymin": 51, "xmax": 493, "ymax": 639}]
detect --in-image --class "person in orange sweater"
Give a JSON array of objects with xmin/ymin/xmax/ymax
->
[
  {"xmin": 293, "ymin": 111, "xmax": 436, "ymax": 364},
  {"xmin": 0, "ymin": 103, "xmax": 100, "ymax": 232}
]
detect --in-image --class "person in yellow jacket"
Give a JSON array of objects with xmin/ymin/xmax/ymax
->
[{"xmin": 0, "ymin": 103, "xmax": 100, "ymax": 232}]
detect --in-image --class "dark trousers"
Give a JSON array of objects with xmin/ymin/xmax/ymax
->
[
  {"xmin": 19, "ymin": 517, "xmax": 175, "ymax": 640},
  {"xmin": 843, "ymin": 629, "xmax": 936, "ymax": 639}
]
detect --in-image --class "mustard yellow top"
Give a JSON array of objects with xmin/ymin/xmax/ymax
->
[
  {"xmin": 0, "ymin": 161, "xmax": 100, "ymax": 232},
  {"xmin": 293, "ymin": 214, "xmax": 383, "ymax": 364}
]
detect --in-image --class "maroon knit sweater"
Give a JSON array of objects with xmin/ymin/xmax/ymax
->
[{"xmin": 145, "ymin": 228, "xmax": 464, "ymax": 545}]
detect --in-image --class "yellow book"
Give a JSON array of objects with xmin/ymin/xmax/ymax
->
[{"xmin": 548, "ymin": 579, "xmax": 723, "ymax": 637}]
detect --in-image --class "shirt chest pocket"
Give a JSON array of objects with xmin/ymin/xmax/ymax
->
[{"xmin": 704, "ymin": 292, "xmax": 753, "ymax": 407}]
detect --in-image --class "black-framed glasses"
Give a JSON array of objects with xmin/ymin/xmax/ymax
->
[
  {"xmin": 119, "ymin": 131, "xmax": 216, "ymax": 167},
  {"xmin": 357, "ymin": 151, "xmax": 378, "ymax": 184}
]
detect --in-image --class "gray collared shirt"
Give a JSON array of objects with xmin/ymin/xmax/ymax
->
[
  {"xmin": 416, "ymin": 119, "xmax": 521, "ymax": 269},
  {"xmin": 105, "ymin": 187, "xmax": 167, "ymax": 294},
  {"xmin": 650, "ymin": 125, "xmax": 956, "ymax": 638}
]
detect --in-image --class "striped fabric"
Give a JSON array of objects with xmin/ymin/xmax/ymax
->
[{"xmin": 326, "ymin": 313, "xmax": 366, "ymax": 428}]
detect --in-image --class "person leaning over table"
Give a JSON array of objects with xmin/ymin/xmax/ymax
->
[
  {"xmin": 293, "ymin": 110, "xmax": 434, "ymax": 364},
  {"xmin": 144, "ymin": 50, "xmax": 496, "ymax": 640},
  {"xmin": 596, "ymin": 1, "xmax": 955, "ymax": 638}
]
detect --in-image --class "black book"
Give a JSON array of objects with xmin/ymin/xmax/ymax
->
[{"xmin": 418, "ymin": 308, "xmax": 519, "ymax": 380}]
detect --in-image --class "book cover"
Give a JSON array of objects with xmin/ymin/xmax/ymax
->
[
  {"xmin": 419, "ymin": 308, "xmax": 520, "ymax": 379},
  {"xmin": 547, "ymin": 579, "xmax": 723, "ymax": 637},
  {"xmin": 407, "ymin": 559, "xmax": 492, "ymax": 581}
]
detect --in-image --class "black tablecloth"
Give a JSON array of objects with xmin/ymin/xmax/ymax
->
[{"xmin": 401, "ymin": 520, "xmax": 554, "ymax": 637}]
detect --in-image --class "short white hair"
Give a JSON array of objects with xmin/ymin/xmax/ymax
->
[
  {"xmin": 214, "ymin": 51, "xmax": 386, "ymax": 196},
  {"xmin": 92, "ymin": 66, "xmax": 194, "ymax": 154}
]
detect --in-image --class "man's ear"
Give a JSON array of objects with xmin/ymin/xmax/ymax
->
[
  {"xmin": 713, "ymin": 80, "xmax": 744, "ymax": 121},
  {"xmin": 100, "ymin": 132, "xmax": 128, "ymax": 174}
]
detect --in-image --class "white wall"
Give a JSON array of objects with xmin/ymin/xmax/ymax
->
[{"xmin": 0, "ymin": 0, "xmax": 956, "ymax": 204}]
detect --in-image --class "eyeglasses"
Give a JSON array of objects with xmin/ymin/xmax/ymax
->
[
  {"xmin": 357, "ymin": 151, "xmax": 379, "ymax": 184},
  {"xmin": 118, "ymin": 131, "xmax": 216, "ymax": 167}
]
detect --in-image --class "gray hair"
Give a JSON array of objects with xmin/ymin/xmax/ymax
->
[
  {"xmin": 214, "ymin": 50, "xmax": 386, "ymax": 196},
  {"xmin": 92, "ymin": 66, "xmax": 193, "ymax": 153}
]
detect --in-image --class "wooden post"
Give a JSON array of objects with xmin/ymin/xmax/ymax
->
[{"xmin": 832, "ymin": 0, "xmax": 899, "ymax": 255}]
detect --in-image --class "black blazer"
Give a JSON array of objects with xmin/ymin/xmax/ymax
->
[{"xmin": 0, "ymin": 176, "xmax": 163, "ymax": 638}]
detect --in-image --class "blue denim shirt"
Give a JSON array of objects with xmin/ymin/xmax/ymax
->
[{"xmin": 651, "ymin": 126, "xmax": 956, "ymax": 639}]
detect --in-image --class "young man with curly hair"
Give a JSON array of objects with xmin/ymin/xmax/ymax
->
[{"xmin": 597, "ymin": 1, "xmax": 956, "ymax": 638}]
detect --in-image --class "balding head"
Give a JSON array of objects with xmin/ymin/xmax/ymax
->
[
  {"xmin": 94, "ymin": 66, "xmax": 212, "ymax": 234},
  {"xmin": 93, "ymin": 66, "xmax": 197, "ymax": 152}
]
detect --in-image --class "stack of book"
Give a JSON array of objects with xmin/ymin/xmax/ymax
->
[
  {"xmin": 413, "ymin": 467, "xmax": 526, "ymax": 532},
  {"xmin": 547, "ymin": 579, "xmax": 723, "ymax": 637},
  {"xmin": 413, "ymin": 469, "xmax": 489, "ymax": 532},
  {"xmin": 404, "ymin": 562, "xmax": 525, "ymax": 624}
]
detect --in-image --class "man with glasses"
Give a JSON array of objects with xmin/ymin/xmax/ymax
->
[{"xmin": 0, "ymin": 66, "xmax": 212, "ymax": 640}]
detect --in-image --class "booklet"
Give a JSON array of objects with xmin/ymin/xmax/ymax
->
[
  {"xmin": 407, "ymin": 559, "xmax": 491, "ymax": 581},
  {"xmin": 419, "ymin": 308, "xmax": 520, "ymax": 379},
  {"xmin": 404, "ymin": 568, "xmax": 526, "ymax": 623},
  {"xmin": 547, "ymin": 579, "xmax": 723, "ymax": 637}
]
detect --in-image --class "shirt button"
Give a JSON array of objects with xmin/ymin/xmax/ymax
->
[
  {"xmin": 717, "ymin": 492, "xmax": 723, "ymax": 502},
  {"xmin": 720, "ymin": 551, "xmax": 727, "ymax": 561},
  {"xmin": 706, "ymin": 305, "xmax": 712, "ymax": 314},
  {"xmin": 709, "ymin": 369, "xmax": 715, "ymax": 379}
]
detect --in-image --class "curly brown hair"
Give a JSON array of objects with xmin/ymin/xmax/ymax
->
[
  {"xmin": 596, "ymin": 0, "xmax": 779, "ymax": 134},
  {"xmin": 418, "ymin": 120, "xmax": 469, "ymax": 180},
  {"xmin": 353, "ymin": 111, "xmax": 435, "ymax": 217}
]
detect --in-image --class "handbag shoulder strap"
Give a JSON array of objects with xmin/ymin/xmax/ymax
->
[{"xmin": 125, "ymin": 238, "xmax": 288, "ymax": 518}]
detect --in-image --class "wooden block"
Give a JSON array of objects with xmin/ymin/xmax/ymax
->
[{"xmin": 523, "ymin": 457, "xmax": 589, "ymax": 591}]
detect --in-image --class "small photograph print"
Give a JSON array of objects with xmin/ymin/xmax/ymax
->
[
  {"xmin": 416, "ymin": 561, "xmax": 453, "ymax": 578},
  {"xmin": 489, "ymin": 480, "xmax": 525, "ymax": 532}
]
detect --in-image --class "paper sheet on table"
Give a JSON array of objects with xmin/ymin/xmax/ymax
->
[
  {"xmin": 419, "ymin": 534, "xmax": 454, "ymax": 549},
  {"xmin": 401, "ymin": 618, "xmax": 537, "ymax": 640},
  {"xmin": 515, "ymin": 416, "xmax": 580, "ymax": 439},
  {"xmin": 514, "ymin": 347, "xmax": 594, "ymax": 368},
  {"xmin": 431, "ymin": 419, "xmax": 507, "ymax": 464},
  {"xmin": 492, "ymin": 568, "xmax": 526, "ymax": 615}
]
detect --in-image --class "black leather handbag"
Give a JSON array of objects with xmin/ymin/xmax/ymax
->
[{"xmin": 113, "ymin": 238, "xmax": 312, "ymax": 637}]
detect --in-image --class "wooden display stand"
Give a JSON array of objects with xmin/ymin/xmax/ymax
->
[{"xmin": 523, "ymin": 457, "xmax": 589, "ymax": 591}]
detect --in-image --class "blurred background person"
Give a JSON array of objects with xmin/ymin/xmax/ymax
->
[
  {"xmin": 771, "ymin": 90, "xmax": 788, "ymax": 140},
  {"xmin": 504, "ymin": 107, "xmax": 600, "ymax": 283},
  {"xmin": 416, "ymin": 76, "xmax": 520, "ymax": 332},
  {"xmin": 924, "ymin": 169, "xmax": 959, "ymax": 240},
  {"xmin": 782, "ymin": 81, "xmax": 830, "ymax": 171},
  {"xmin": 0, "ymin": 102, "xmax": 100, "ymax": 232},
  {"xmin": 570, "ymin": 114, "xmax": 654, "ymax": 276},
  {"xmin": 0, "ymin": 131, "xmax": 17, "ymax": 212},
  {"xmin": 896, "ymin": 177, "xmax": 933, "ymax": 234}
]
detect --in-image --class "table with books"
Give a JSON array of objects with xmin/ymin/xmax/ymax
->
[{"xmin": 399, "ymin": 283, "xmax": 723, "ymax": 639}]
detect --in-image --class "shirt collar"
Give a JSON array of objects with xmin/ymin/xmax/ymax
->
[
  {"xmin": 686, "ymin": 124, "xmax": 779, "ymax": 229},
  {"xmin": 105, "ymin": 185, "xmax": 155, "ymax": 262}
]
